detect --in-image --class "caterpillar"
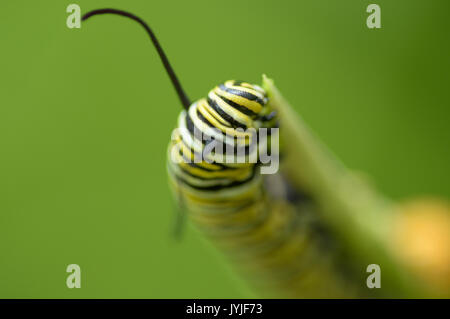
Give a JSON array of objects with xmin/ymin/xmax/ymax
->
[
  {"xmin": 79, "ymin": 8, "xmax": 431, "ymax": 298},
  {"xmin": 81, "ymin": 8, "xmax": 363, "ymax": 298}
]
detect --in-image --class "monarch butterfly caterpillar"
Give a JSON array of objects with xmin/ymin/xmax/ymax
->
[
  {"xmin": 165, "ymin": 82, "xmax": 359, "ymax": 298},
  {"xmin": 81, "ymin": 8, "xmax": 370, "ymax": 298}
]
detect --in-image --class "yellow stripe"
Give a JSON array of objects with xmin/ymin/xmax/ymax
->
[
  {"xmin": 176, "ymin": 135, "xmax": 226, "ymax": 171},
  {"xmin": 209, "ymin": 91, "xmax": 253, "ymax": 127},
  {"xmin": 215, "ymin": 86, "xmax": 263, "ymax": 114},
  {"xmin": 197, "ymin": 98, "xmax": 231, "ymax": 127},
  {"xmin": 178, "ymin": 160, "xmax": 253, "ymax": 180},
  {"xmin": 225, "ymin": 80, "xmax": 266, "ymax": 100},
  {"xmin": 197, "ymin": 105, "xmax": 253, "ymax": 141}
]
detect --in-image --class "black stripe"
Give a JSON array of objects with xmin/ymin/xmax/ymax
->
[
  {"xmin": 207, "ymin": 97, "xmax": 247, "ymax": 129},
  {"xmin": 180, "ymin": 144, "xmax": 239, "ymax": 171},
  {"xmin": 186, "ymin": 112, "xmax": 209, "ymax": 145},
  {"xmin": 179, "ymin": 164, "xmax": 230, "ymax": 181},
  {"xmin": 177, "ymin": 148, "xmax": 224, "ymax": 172},
  {"xmin": 186, "ymin": 161, "xmax": 226, "ymax": 172},
  {"xmin": 178, "ymin": 158, "xmax": 252, "ymax": 181},
  {"xmin": 182, "ymin": 115, "xmax": 253, "ymax": 168},
  {"xmin": 197, "ymin": 103, "xmax": 232, "ymax": 129},
  {"xmin": 216, "ymin": 94, "xmax": 257, "ymax": 117},
  {"xmin": 174, "ymin": 165, "xmax": 259, "ymax": 191},
  {"xmin": 196, "ymin": 109, "xmax": 256, "ymax": 156},
  {"xmin": 197, "ymin": 108, "xmax": 222, "ymax": 130},
  {"xmin": 179, "ymin": 138, "xmax": 204, "ymax": 163},
  {"xmin": 219, "ymin": 84, "xmax": 266, "ymax": 106}
]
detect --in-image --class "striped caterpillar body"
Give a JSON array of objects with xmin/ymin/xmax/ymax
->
[
  {"xmin": 82, "ymin": 8, "xmax": 363, "ymax": 298},
  {"xmin": 167, "ymin": 81, "xmax": 358, "ymax": 298},
  {"xmin": 167, "ymin": 80, "xmax": 274, "ymax": 194}
]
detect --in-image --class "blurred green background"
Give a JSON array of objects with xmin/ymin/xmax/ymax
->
[{"xmin": 0, "ymin": 0, "xmax": 449, "ymax": 298}]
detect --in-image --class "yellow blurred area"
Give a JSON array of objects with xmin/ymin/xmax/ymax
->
[{"xmin": 392, "ymin": 198, "xmax": 450, "ymax": 297}]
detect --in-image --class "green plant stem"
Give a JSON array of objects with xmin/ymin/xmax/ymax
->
[{"xmin": 263, "ymin": 75, "xmax": 427, "ymax": 297}]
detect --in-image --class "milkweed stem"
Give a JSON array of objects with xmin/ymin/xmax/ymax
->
[{"xmin": 263, "ymin": 75, "xmax": 427, "ymax": 297}]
